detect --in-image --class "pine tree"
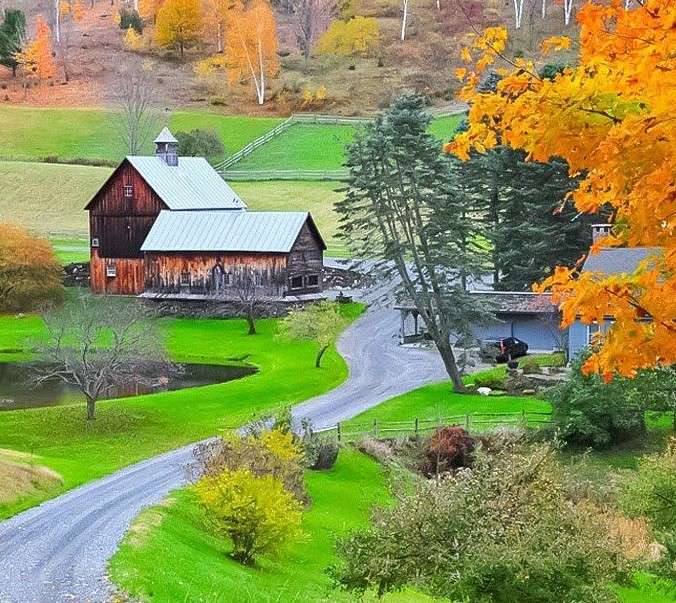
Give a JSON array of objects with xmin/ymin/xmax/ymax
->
[
  {"xmin": 0, "ymin": 9, "xmax": 26, "ymax": 77},
  {"xmin": 336, "ymin": 94, "xmax": 493, "ymax": 391}
]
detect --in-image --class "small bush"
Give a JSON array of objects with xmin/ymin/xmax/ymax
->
[
  {"xmin": 422, "ymin": 426, "xmax": 475, "ymax": 476},
  {"xmin": 195, "ymin": 468, "xmax": 303, "ymax": 564},
  {"xmin": 303, "ymin": 434, "xmax": 339, "ymax": 470},
  {"xmin": 521, "ymin": 357, "xmax": 542, "ymax": 374},
  {"xmin": 473, "ymin": 373, "xmax": 506, "ymax": 390},
  {"xmin": 119, "ymin": 8, "xmax": 143, "ymax": 34}
]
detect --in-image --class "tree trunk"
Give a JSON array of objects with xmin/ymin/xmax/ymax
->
[
  {"xmin": 315, "ymin": 345, "xmax": 329, "ymax": 368},
  {"xmin": 436, "ymin": 340, "xmax": 465, "ymax": 392},
  {"xmin": 86, "ymin": 397, "xmax": 96, "ymax": 420},
  {"xmin": 246, "ymin": 313, "xmax": 256, "ymax": 335}
]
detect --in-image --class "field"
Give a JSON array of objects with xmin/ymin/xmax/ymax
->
[
  {"xmin": 0, "ymin": 106, "xmax": 283, "ymax": 164},
  {"xmin": 232, "ymin": 115, "xmax": 463, "ymax": 172},
  {"xmin": 0, "ymin": 305, "xmax": 362, "ymax": 519}
]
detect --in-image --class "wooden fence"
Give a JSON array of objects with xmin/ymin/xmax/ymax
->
[
  {"xmin": 220, "ymin": 168, "xmax": 348, "ymax": 181},
  {"xmin": 215, "ymin": 104, "xmax": 468, "ymax": 174},
  {"xmin": 315, "ymin": 411, "xmax": 554, "ymax": 442}
]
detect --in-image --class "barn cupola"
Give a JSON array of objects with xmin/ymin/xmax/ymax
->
[{"xmin": 154, "ymin": 127, "xmax": 179, "ymax": 166}]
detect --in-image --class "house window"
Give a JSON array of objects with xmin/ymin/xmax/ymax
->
[
  {"xmin": 180, "ymin": 271, "xmax": 191, "ymax": 287},
  {"xmin": 306, "ymin": 274, "xmax": 319, "ymax": 287},
  {"xmin": 91, "ymin": 237, "xmax": 100, "ymax": 248},
  {"xmin": 586, "ymin": 323, "xmax": 600, "ymax": 345},
  {"xmin": 106, "ymin": 263, "xmax": 117, "ymax": 278},
  {"xmin": 290, "ymin": 275, "xmax": 304, "ymax": 290},
  {"xmin": 123, "ymin": 185, "xmax": 133, "ymax": 198}
]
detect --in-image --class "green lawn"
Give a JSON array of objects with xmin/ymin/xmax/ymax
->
[
  {"xmin": 233, "ymin": 114, "xmax": 464, "ymax": 172},
  {"xmin": 109, "ymin": 449, "xmax": 411, "ymax": 603},
  {"xmin": 0, "ymin": 106, "xmax": 282, "ymax": 164},
  {"xmin": 0, "ymin": 162, "xmax": 348, "ymax": 257},
  {"xmin": 0, "ymin": 304, "xmax": 362, "ymax": 519}
]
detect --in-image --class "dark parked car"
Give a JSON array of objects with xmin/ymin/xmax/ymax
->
[{"xmin": 480, "ymin": 337, "xmax": 529, "ymax": 363}]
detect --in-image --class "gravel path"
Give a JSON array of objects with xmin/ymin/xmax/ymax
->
[{"xmin": 0, "ymin": 294, "xmax": 446, "ymax": 603}]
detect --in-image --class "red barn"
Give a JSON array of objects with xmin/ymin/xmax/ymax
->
[{"xmin": 85, "ymin": 129, "xmax": 325, "ymax": 298}]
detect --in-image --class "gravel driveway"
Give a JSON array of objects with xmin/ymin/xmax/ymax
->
[{"xmin": 0, "ymin": 293, "xmax": 447, "ymax": 603}]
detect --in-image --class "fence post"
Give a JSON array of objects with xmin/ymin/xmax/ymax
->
[
  {"xmin": 414, "ymin": 417, "xmax": 419, "ymax": 437},
  {"xmin": 373, "ymin": 418, "xmax": 378, "ymax": 437},
  {"xmin": 465, "ymin": 414, "xmax": 470, "ymax": 431},
  {"xmin": 337, "ymin": 422, "xmax": 341, "ymax": 443}
]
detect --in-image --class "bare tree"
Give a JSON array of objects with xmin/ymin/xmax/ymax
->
[
  {"xmin": 31, "ymin": 295, "xmax": 177, "ymax": 420},
  {"xmin": 293, "ymin": 0, "xmax": 333, "ymax": 61},
  {"xmin": 401, "ymin": 0, "xmax": 409, "ymax": 40},
  {"xmin": 537, "ymin": 312, "xmax": 568, "ymax": 361},
  {"xmin": 232, "ymin": 266, "xmax": 267, "ymax": 335},
  {"xmin": 563, "ymin": 0, "xmax": 574, "ymax": 25},
  {"xmin": 114, "ymin": 68, "xmax": 161, "ymax": 156}
]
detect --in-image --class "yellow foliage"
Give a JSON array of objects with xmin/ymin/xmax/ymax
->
[
  {"xmin": 123, "ymin": 27, "xmax": 143, "ymax": 51},
  {"xmin": 194, "ymin": 54, "xmax": 228, "ymax": 77},
  {"xmin": 448, "ymin": 0, "xmax": 676, "ymax": 378},
  {"xmin": 258, "ymin": 429, "xmax": 303, "ymax": 463},
  {"xmin": 316, "ymin": 16, "xmax": 379, "ymax": 57},
  {"xmin": 139, "ymin": 0, "xmax": 165, "ymax": 21},
  {"xmin": 300, "ymin": 85, "xmax": 328, "ymax": 109},
  {"xmin": 195, "ymin": 468, "xmax": 303, "ymax": 564},
  {"xmin": 155, "ymin": 0, "xmax": 203, "ymax": 57}
]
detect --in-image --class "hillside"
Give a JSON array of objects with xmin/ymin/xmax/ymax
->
[{"xmin": 1, "ymin": 0, "xmax": 579, "ymax": 114}]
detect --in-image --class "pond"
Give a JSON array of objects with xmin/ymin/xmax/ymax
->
[{"xmin": 0, "ymin": 362, "xmax": 257, "ymax": 411}]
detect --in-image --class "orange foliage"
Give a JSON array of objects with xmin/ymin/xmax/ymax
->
[
  {"xmin": 0, "ymin": 224, "xmax": 63, "ymax": 312},
  {"xmin": 139, "ymin": 0, "xmax": 165, "ymax": 21},
  {"xmin": 226, "ymin": 0, "xmax": 278, "ymax": 105},
  {"xmin": 448, "ymin": 1, "xmax": 675, "ymax": 378},
  {"xmin": 15, "ymin": 15, "xmax": 57, "ymax": 82}
]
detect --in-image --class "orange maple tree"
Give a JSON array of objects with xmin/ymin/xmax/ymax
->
[
  {"xmin": 154, "ymin": 0, "xmax": 203, "ymax": 58},
  {"xmin": 448, "ymin": 1, "xmax": 675, "ymax": 379},
  {"xmin": 14, "ymin": 15, "xmax": 57, "ymax": 82},
  {"xmin": 226, "ymin": 0, "xmax": 279, "ymax": 105}
]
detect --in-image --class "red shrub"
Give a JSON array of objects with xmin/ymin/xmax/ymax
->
[{"xmin": 423, "ymin": 426, "xmax": 475, "ymax": 476}]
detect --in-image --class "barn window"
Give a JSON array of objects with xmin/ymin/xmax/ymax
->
[
  {"xmin": 180, "ymin": 271, "xmax": 191, "ymax": 286},
  {"xmin": 91, "ymin": 237, "xmax": 100, "ymax": 248},
  {"xmin": 306, "ymin": 274, "xmax": 319, "ymax": 287},
  {"xmin": 123, "ymin": 185, "xmax": 133, "ymax": 198},
  {"xmin": 106, "ymin": 263, "xmax": 117, "ymax": 278},
  {"xmin": 290, "ymin": 275, "xmax": 303, "ymax": 290}
]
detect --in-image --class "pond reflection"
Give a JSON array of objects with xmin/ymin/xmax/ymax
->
[{"xmin": 0, "ymin": 362, "xmax": 256, "ymax": 411}]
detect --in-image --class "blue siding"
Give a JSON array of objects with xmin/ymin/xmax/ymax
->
[
  {"xmin": 568, "ymin": 321, "xmax": 588, "ymax": 359},
  {"xmin": 472, "ymin": 313, "xmax": 564, "ymax": 352}
]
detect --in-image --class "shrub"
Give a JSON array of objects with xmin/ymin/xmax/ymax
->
[
  {"xmin": 303, "ymin": 435, "xmax": 339, "ymax": 470},
  {"xmin": 473, "ymin": 373, "xmax": 506, "ymax": 390},
  {"xmin": 175, "ymin": 129, "xmax": 225, "ymax": 158},
  {"xmin": 119, "ymin": 8, "xmax": 143, "ymax": 34},
  {"xmin": 330, "ymin": 445, "xmax": 630, "ymax": 602},
  {"xmin": 191, "ymin": 427, "xmax": 307, "ymax": 503},
  {"xmin": 195, "ymin": 468, "xmax": 303, "ymax": 564},
  {"xmin": 546, "ymin": 353, "xmax": 647, "ymax": 448},
  {"xmin": 521, "ymin": 356, "xmax": 542, "ymax": 374},
  {"xmin": 422, "ymin": 426, "xmax": 475, "ymax": 476},
  {"xmin": 0, "ymin": 224, "xmax": 63, "ymax": 312}
]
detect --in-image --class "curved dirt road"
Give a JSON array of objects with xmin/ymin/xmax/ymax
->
[{"xmin": 0, "ymin": 305, "xmax": 446, "ymax": 603}]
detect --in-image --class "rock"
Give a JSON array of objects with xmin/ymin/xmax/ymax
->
[
  {"xmin": 521, "ymin": 389, "xmax": 536, "ymax": 395},
  {"xmin": 477, "ymin": 387, "xmax": 492, "ymax": 396}
]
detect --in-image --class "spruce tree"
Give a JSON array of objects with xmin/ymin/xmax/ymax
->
[
  {"xmin": 0, "ymin": 9, "xmax": 26, "ymax": 77},
  {"xmin": 336, "ymin": 94, "xmax": 493, "ymax": 391}
]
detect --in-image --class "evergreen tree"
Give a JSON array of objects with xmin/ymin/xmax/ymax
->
[
  {"xmin": 336, "ymin": 94, "xmax": 493, "ymax": 391},
  {"xmin": 0, "ymin": 9, "xmax": 26, "ymax": 77}
]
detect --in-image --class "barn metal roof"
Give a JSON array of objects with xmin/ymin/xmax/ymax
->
[
  {"xmin": 141, "ymin": 210, "xmax": 314, "ymax": 253},
  {"xmin": 126, "ymin": 156, "xmax": 247, "ymax": 211},
  {"xmin": 582, "ymin": 247, "xmax": 661, "ymax": 276}
]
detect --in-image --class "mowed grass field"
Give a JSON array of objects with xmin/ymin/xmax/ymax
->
[
  {"xmin": 0, "ymin": 161, "xmax": 348, "ymax": 258},
  {"xmin": 0, "ymin": 106, "xmax": 283, "ymax": 164},
  {"xmin": 0, "ymin": 304, "xmax": 363, "ymax": 519},
  {"xmin": 234, "ymin": 114, "xmax": 464, "ymax": 172}
]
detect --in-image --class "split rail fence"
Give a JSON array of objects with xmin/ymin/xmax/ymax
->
[{"xmin": 315, "ymin": 411, "xmax": 554, "ymax": 443}]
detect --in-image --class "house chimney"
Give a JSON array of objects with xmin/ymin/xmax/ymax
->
[
  {"xmin": 154, "ymin": 127, "xmax": 179, "ymax": 166},
  {"xmin": 591, "ymin": 223, "xmax": 612, "ymax": 243}
]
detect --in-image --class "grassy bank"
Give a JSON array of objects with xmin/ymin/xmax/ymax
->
[
  {"xmin": 0, "ymin": 106, "xmax": 282, "ymax": 164},
  {"xmin": 0, "ymin": 305, "xmax": 362, "ymax": 519}
]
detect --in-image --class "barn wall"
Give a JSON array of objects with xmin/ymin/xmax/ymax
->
[
  {"xmin": 88, "ymin": 162, "xmax": 165, "ymax": 259},
  {"xmin": 144, "ymin": 252, "xmax": 290, "ymax": 297},
  {"xmin": 90, "ymin": 249, "xmax": 145, "ymax": 295},
  {"xmin": 287, "ymin": 222, "xmax": 324, "ymax": 294}
]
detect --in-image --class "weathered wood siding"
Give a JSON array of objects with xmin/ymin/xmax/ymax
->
[
  {"xmin": 144, "ymin": 252, "xmax": 290, "ymax": 297},
  {"xmin": 90, "ymin": 249, "xmax": 145, "ymax": 295},
  {"xmin": 88, "ymin": 161, "xmax": 166, "ymax": 259},
  {"xmin": 287, "ymin": 222, "xmax": 324, "ymax": 294}
]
